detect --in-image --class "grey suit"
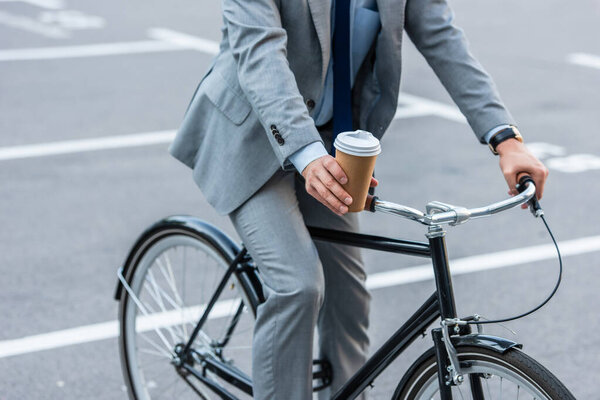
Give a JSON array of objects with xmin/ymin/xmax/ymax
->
[
  {"xmin": 168, "ymin": 0, "xmax": 515, "ymax": 215},
  {"xmin": 169, "ymin": 0, "xmax": 515, "ymax": 397}
]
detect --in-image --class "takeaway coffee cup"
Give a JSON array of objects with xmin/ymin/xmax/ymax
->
[{"xmin": 334, "ymin": 130, "xmax": 381, "ymax": 212}]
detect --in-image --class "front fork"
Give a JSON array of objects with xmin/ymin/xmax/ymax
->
[
  {"xmin": 427, "ymin": 223, "xmax": 485, "ymax": 399},
  {"xmin": 432, "ymin": 328, "xmax": 453, "ymax": 399},
  {"xmin": 432, "ymin": 319, "xmax": 486, "ymax": 399}
]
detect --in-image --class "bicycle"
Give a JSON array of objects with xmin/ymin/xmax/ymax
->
[{"xmin": 114, "ymin": 176, "xmax": 574, "ymax": 399}]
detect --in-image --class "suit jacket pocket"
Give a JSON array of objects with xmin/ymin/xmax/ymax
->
[{"xmin": 202, "ymin": 70, "xmax": 253, "ymax": 125}]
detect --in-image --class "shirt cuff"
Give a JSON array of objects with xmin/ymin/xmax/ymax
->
[
  {"xmin": 483, "ymin": 124, "xmax": 512, "ymax": 144},
  {"xmin": 288, "ymin": 141, "xmax": 328, "ymax": 173}
]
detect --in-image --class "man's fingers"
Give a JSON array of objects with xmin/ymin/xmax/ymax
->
[
  {"xmin": 497, "ymin": 140, "xmax": 549, "ymax": 206},
  {"xmin": 515, "ymin": 168, "xmax": 547, "ymax": 200},
  {"xmin": 370, "ymin": 177, "xmax": 379, "ymax": 187},
  {"xmin": 323, "ymin": 156, "xmax": 348, "ymax": 185},
  {"xmin": 307, "ymin": 184, "xmax": 344, "ymax": 216},
  {"xmin": 313, "ymin": 181, "xmax": 348, "ymax": 214},
  {"xmin": 317, "ymin": 168, "xmax": 352, "ymax": 206},
  {"xmin": 503, "ymin": 167, "xmax": 518, "ymax": 193},
  {"xmin": 533, "ymin": 167, "xmax": 548, "ymax": 200}
]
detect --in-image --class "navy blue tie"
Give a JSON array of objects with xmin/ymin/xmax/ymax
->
[{"xmin": 331, "ymin": 0, "xmax": 352, "ymax": 155}]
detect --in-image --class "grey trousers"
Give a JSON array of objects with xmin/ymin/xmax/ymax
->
[{"xmin": 228, "ymin": 169, "xmax": 371, "ymax": 400}]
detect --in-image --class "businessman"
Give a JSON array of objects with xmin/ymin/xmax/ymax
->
[{"xmin": 169, "ymin": 0, "xmax": 549, "ymax": 398}]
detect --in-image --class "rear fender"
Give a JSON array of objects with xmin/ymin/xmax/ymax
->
[{"xmin": 114, "ymin": 215, "xmax": 242, "ymax": 301}]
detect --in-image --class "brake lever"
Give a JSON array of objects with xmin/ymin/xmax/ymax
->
[{"xmin": 516, "ymin": 176, "xmax": 544, "ymax": 217}]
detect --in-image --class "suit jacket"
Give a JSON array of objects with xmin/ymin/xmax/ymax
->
[{"xmin": 168, "ymin": 0, "xmax": 515, "ymax": 215}]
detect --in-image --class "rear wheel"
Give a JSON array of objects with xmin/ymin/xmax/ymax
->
[
  {"xmin": 118, "ymin": 227, "xmax": 255, "ymax": 399},
  {"xmin": 393, "ymin": 346, "xmax": 575, "ymax": 399}
]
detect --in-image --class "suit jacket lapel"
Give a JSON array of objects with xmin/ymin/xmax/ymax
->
[{"xmin": 307, "ymin": 0, "xmax": 331, "ymax": 85}]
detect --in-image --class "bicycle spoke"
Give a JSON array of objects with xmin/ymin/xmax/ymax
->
[
  {"xmin": 140, "ymin": 285, "xmax": 179, "ymax": 345},
  {"xmin": 147, "ymin": 269, "xmax": 184, "ymax": 314},
  {"xmin": 157, "ymin": 252, "xmax": 189, "ymax": 342},
  {"xmin": 139, "ymin": 348, "xmax": 172, "ymax": 358},
  {"xmin": 138, "ymin": 332, "xmax": 173, "ymax": 357},
  {"xmin": 156, "ymin": 255, "xmax": 188, "ymax": 340},
  {"xmin": 138, "ymin": 355, "xmax": 170, "ymax": 369},
  {"xmin": 158, "ymin": 253, "xmax": 184, "ymax": 306},
  {"xmin": 178, "ymin": 246, "xmax": 189, "ymax": 339},
  {"xmin": 485, "ymin": 377, "xmax": 493, "ymax": 400}
]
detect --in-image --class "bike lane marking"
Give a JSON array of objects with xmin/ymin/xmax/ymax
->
[
  {"xmin": 0, "ymin": 28, "xmax": 218, "ymax": 61},
  {"xmin": 0, "ymin": 9, "xmax": 68, "ymax": 38},
  {"xmin": 567, "ymin": 53, "xmax": 600, "ymax": 70},
  {"xmin": 0, "ymin": 234, "xmax": 598, "ymax": 359},
  {"xmin": 0, "ymin": 0, "xmax": 64, "ymax": 8},
  {"xmin": 0, "ymin": 38, "xmax": 189, "ymax": 61},
  {"xmin": 0, "ymin": 95, "xmax": 466, "ymax": 161},
  {"xmin": 0, "ymin": 130, "xmax": 176, "ymax": 160},
  {"xmin": 3, "ymin": 132, "xmax": 598, "ymax": 174}
]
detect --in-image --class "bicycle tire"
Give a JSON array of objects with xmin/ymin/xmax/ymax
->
[
  {"xmin": 392, "ymin": 345, "xmax": 575, "ymax": 399},
  {"xmin": 118, "ymin": 224, "xmax": 255, "ymax": 400}
]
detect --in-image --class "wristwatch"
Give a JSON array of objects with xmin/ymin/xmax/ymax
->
[{"xmin": 488, "ymin": 126, "xmax": 523, "ymax": 155}]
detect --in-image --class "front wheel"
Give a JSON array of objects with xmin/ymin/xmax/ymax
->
[{"xmin": 393, "ymin": 346, "xmax": 574, "ymax": 399}]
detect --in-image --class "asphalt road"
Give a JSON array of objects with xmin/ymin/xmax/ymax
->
[{"xmin": 1, "ymin": 0, "xmax": 599, "ymax": 398}]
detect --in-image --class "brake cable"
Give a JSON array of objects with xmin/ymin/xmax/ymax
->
[{"xmin": 466, "ymin": 176, "xmax": 563, "ymax": 325}]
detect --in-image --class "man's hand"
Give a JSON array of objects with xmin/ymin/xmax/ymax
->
[
  {"xmin": 302, "ymin": 155, "xmax": 378, "ymax": 215},
  {"xmin": 497, "ymin": 139, "xmax": 549, "ymax": 209}
]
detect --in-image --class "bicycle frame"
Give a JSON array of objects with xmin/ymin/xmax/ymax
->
[{"xmin": 177, "ymin": 224, "xmax": 508, "ymax": 399}]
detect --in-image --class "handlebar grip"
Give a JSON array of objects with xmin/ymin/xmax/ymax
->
[
  {"xmin": 365, "ymin": 195, "xmax": 378, "ymax": 213},
  {"xmin": 517, "ymin": 175, "xmax": 543, "ymax": 217}
]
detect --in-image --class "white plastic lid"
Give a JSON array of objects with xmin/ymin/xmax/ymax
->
[{"xmin": 333, "ymin": 130, "xmax": 381, "ymax": 157}]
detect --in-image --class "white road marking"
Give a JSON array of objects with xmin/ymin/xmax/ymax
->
[
  {"xmin": 0, "ymin": 9, "xmax": 68, "ymax": 38},
  {"xmin": 0, "ymin": 27, "xmax": 219, "ymax": 61},
  {"xmin": 0, "ymin": 130, "xmax": 175, "ymax": 161},
  {"xmin": 0, "ymin": 40, "xmax": 185, "ymax": 61},
  {"xmin": 525, "ymin": 143, "xmax": 600, "ymax": 173},
  {"xmin": 147, "ymin": 27, "xmax": 220, "ymax": 54},
  {"xmin": 546, "ymin": 154, "xmax": 600, "ymax": 173},
  {"xmin": 0, "ymin": 299, "xmax": 239, "ymax": 359},
  {"xmin": 38, "ymin": 10, "xmax": 106, "ymax": 30},
  {"xmin": 396, "ymin": 93, "xmax": 467, "ymax": 123},
  {"xmin": 0, "ymin": 0, "xmax": 64, "ymax": 9},
  {"xmin": 0, "ymin": 118, "xmax": 597, "ymax": 174},
  {"xmin": 567, "ymin": 53, "xmax": 600, "ymax": 70},
  {"xmin": 366, "ymin": 235, "xmax": 600, "ymax": 289},
  {"xmin": 0, "ymin": 93, "xmax": 461, "ymax": 161},
  {"xmin": 526, "ymin": 142, "xmax": 567, "ymax": 160},
  {"xmin": 0, "ymin": 234, "xmax": 598, "ymax": 359}
]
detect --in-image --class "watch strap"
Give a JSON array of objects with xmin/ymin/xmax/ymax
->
[{"xmin": 488, "ymin": 126, "xmax": 523, "ymax": 155}]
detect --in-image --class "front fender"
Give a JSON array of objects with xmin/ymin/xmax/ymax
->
[
  {"xmin": 113, "ymin": 215, "xmax": 241, "ymax": 300},
  {"xmin": 451, "ymin": 333, "xmax": 522, "ymax": 354}
]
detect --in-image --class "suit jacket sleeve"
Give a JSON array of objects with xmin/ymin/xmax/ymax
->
[
  {"xmin": 405, "ymin": 0, "xmax": 516, "ymax": 143},
  {"xmin": 223, "ymin": 0, "xmax": 322, "ymax": 166}
]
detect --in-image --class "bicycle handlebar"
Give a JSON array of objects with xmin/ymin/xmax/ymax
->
[{"xmin": 368, "ymin": 176, "xmax": 541, "ymax": 226}]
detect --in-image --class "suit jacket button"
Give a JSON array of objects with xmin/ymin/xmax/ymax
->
[
  {"xmin": 306, "ymin": 99, "xmax": 315, "ymax": 109},
  {"xmin": 271, "ymin": 128, "xmax": 279, "ymax": 135},
  {"xmin": 270, "ymin": 124, "xmax": 277, "ymax": 131},
  {"xmin": 275, "ymin": 134, "xmax": 285, "ymax": 145}
]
